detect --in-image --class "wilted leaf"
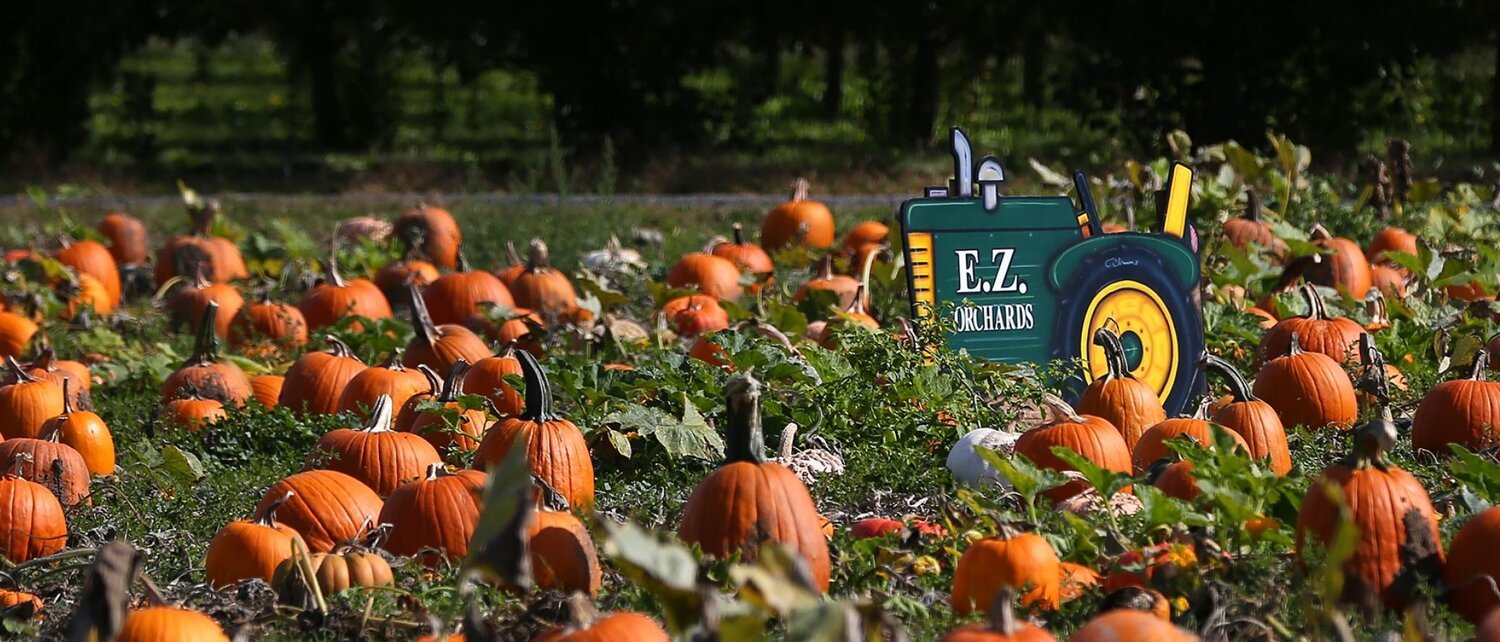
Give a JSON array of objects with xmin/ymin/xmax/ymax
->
[
  {"xmin": 600, "ymin": 519, "xmax": 702, "ymax": 633},
  {"xmin": 728, "ymin": 544, "xmax": 822, "ymax": 616},
  {"xmin": 66, "ymin": 541, "xmax": 142, "ymax": 642},
  {"xmin": 461, "ymin": 440, "xmax": 534, "ymax": 589},
  {"xmin": 159, "ymin": 445, "xmax": 205, "ymax": 488}
]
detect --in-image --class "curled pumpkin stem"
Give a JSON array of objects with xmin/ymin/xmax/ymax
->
[{"xmin": 1200, "ymin": 353, "xmax": 1260, "ymax": 403}]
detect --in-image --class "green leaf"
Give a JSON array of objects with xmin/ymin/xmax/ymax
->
[
  {"xmin": 975, "ymin": 447, "xmax": 1066, "ymax": 521},
  {"xmin": 604, "ymin": 430, "xmax": 633, "ymax": 459},
  {"xmin": 461, "ymin": 439, "xmax": 535, "ymax": 588},
  {"xmin": 159, "ymin": 445, "xmax": 205, "ymax": 489},
  {"xmin": 600, "ymin": 519, "xmax": 704, "ymax": 634},
  {"xmin": 1051, "ymin": 447, "xmax": 1132, "ymax": 499}
]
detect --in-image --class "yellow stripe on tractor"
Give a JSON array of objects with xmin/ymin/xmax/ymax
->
[
  {"xmin": 906, "ymin": 232, "xmax": 935, "ymax": 317},
  {"xmin": 1161, "ymin": 163, "xmax": 1192, "ymax": 239}
]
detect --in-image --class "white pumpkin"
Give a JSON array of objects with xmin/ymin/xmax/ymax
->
[{"xmin": 946, "ymin": 428, "xmax": 1020, "ymax": 487}]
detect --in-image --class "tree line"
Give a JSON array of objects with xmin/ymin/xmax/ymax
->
[{"xmin": 3, "ymin": 0, "xmax": 1498, "ymax": 167}]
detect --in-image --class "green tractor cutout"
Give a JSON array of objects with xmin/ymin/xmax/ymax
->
[{"xmin": 900, "ymin": 128, "xmax": 1205, "ymax": 415}]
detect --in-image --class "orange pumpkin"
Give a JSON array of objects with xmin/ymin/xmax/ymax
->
[
  {"xmin": 509, "ymin": 239, "xmax": 578, "ymax": 323},
  {"xmin": 1152, "ymin": 460, "xmax": 1199, "ymax": 501},
  {"xmin": 375, "ymin": 234, "xmax": 441, "ymax": 306},
  {"xmin": 22, "ymin": 347, "xmax": 92, "ymax": 409},
  {"xmin": 1366, "ymin": 226, "xmax": 1419, "ymax": 264},
  {"xmin": 0, "ymin": 311, "xmax": 40, "ymax": 360},
  {"xmin": 378, "ymin": 463, "xmax": 485, "ymax": 566},
  {"xmin": 533, "ymin": 596, "xmax": 668, "ymax": 642},
  {"xmin": 463, "ymin": 304, "xmax": 544, "ymax": 355},
  {"xmin": 250, "ymin": 374, "xmax": 284, "ymax": 409},
  {"xmin": 1059, "ymin": 562, "xmax": 1100, "ymax": 602},
  {"xmin": 271, "ymin": 544, "xmax": 394, "ymax": 596},
  {"xmin": 937, "ymin": 590, "xmax": 1058, "ymax": 641},
  {"xmin": 167, "ymin": 261, "xmax": 242, "ymax": 335},
  {"xmin": 1258, "ymin": 284, "xmax": 1364, "ymax": 365},
  {"xmin": 793, "ymin": 255, "xmax": 861, "ymax": 313},
  {"xmin": 761, "ymin": 178, "xmax": 835, "ymax": 251},
  {"xmin": 204, "ymin": 491, "xmax": 303, "ymax": 588},
  {"xmin": 952, "ymin": 524, "xmax": 1061, "ymax": 615},
  {"xmin": 666, "ymin": 253, "xmax": 743, "ymax": 302},
  {"xmin": 160, "ymin": 302, "xmax": 253, "ymax": 406},
  {"xmin": 0, "ymin": 588, "xmax": 42, "ymax": 619},
  {"xmin": 1478, "ymin": 609, "xmax": 1500, "ymax": 642},
  {"xmin": 463, "ymin": 342, "xmax": 525, "ymax": 417},
  {"xmin": 154, "ymin": 199, "xmax": 245, "ymax": 285},
  {"xmin": 40, "ymin": 379, "xmax": 115, "ymax": 475},
  {"xmin": 1252, "ymin": 332, "xmax": 1357, "ymax": 430},
  {"xmin": 1369, "ymin": 265, "xmax": 1407, "ymax": 299},
  {"xmin": 841, "ymin": 220, "xmax": 890, "ymax": 259},
  {"xmin": 394, "ymin": 203, "xmax": 462, "ymax": 270},
  {"xmin": 229, "ymin": 294, "xmax": 308, "ymax": 357},
  {"xmin": 1015, "ymin": 394, "xmax": 1131, "ymax": 502},
  {"xmin": 710, "ymin": 223, "xmax": 775, "ymax": 281},
  {"xmin": 1075, "ymin": 605, "xmax": 1197, "ymax": 640},
  {"xmin": 117, "ymin": 606, "xmax": 229, "ymax": 642},
  {"xmin": 1221, "ymin": 190, "xmax": 1287, "ymax": 257},
  {"xmin": 314, "ymin": 395, "xmax": 442, "ymax": 496},
  {"xmin": 423, "ymin": 253, "xmax": 515, "ymax": 326},
  {"xmin": 164, "ymin": 393, "xmax": 228, "ymax": 431},
  {"xmin": 1200, "ymin": 355, "xmax": 1290, "ymax": 475},
  {"xmin": 1295, "ymin": 415, "xmax": 1443, "ymax": 609},
  {"xmin": 1076, "ymin": 327, "xmax": 1167, "ymax": 450},
  {"xmin": 403, "ymin": 284, "xmax": 492, "ymax": 375},
  {"xmin": 678, "ymin": 372, "xmax": 830, "ymax": 591},
  {"xmin": 527, "ymin": 480, "xmax": 603, "ymax": 596},
  {"xmin": 404, "ymin": 361, "xmax": 490, "ymax": 453},
  {"xmin": 0, "ymin": 422, "xmax": 92, "ymax": 506},
  {"xmin": 1131, "ymin": 402, "xmax": 1248, "ymax": 472},
  {"xmin": 0, "ymin": 456, "xmax": 68, "ymax": 563},
  {"xmin": 337, "ymin": 349, "xmax": 430, "ymax": 419},
  {"xmin": 255, "ymin": 470, "xmax": 383, "ymax": 553},
  {"xmin": 298, "ymin": 239, "xmax": 393, "ymax": 332},
  {"xmin": 56, "ymin": 237, "xmax": 121, "ymax": 308},
  {"xmin": 98, "ymin": 212, "xmax": 149, "ymax": 265},
  {"xmin": 1411, "ymin": 351, "xmax": 1500, "ymax": 455},
  {"xmin": 659, "ymin": 295, "xmax": 730, "ymax": 338},
  {"xmin": 278, "ymin": 336, "xmax": 366, "ymax": 415},
  {"xmin": 1304, "ymin": 225, "xmax": 1372, "ymax": 300},
  {"xmin": 1445, "ymin": 505, "xmax": 1500, "ymax": 622},
  {"xmin": 474, "ymin": 350, "xmax": 594, "ymax": 508},
  {"xmin": 0, "ymin": 356, "xmax": 65, "ymax": 440}
]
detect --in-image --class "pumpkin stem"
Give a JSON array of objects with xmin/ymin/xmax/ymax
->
[
  {"xmin": 776, "ymin": 422, "xmax": 799, "ymax": 460},
  {"xmin": 362, "ymin": 395, "xmax": 395, "ymax": 433},
  {"xmin": 986, "ymin": 587, "xmax": 1023, "ymax": 635},
  {"xmin": 526, "ymin": 238, "xmax": 550, "ymax": 272},
  {"xmin": 59, "ymin": 377, "xmax": 76, "ymax": 415},
  {"xmin": 1243, "ymin": 189, "xmax": 1262, "ymax": 223},
  {"xmin": 3, "ymin": 355, "xmax": 39, "ymax": 384},
  {"xmin": 323, "ymin": 335, "xmax": 355, "ymax": 360},
  {"xmin": 731, "ymin": 222, "xmax": 749, "ymax": 246},
  {"xmin": 1285, "ymin": 332, "xmax": 1304, "ymax": 357},
  {"xmin": 1200, "ymin": 353, "xmax": 1259, "ymax": 403},
  {"xmin": 1039, "ymin": 393, "xmax": 1086, "ymax": 425},
  {"xmin": 1347, "ymin": 414, "xmax": 1397, "ymax": 470},
  {"xmin": 812, "ymin": 254, "xmax": 835, "ymax": 281},
  {"xmin": 456, "ymin": 250, "xmax": 472, "ymax": 273},
  {"xmin": 253, "ymin": 490, "xmax": 295, "ymax": 527},
  {"xmin": 380, "ymin": 349, "xmax": 407, "ymax": 371},
  {"xmin": 325, "ymin": 233, "xmax": 346, "ymax": 288},
  {"xmin": 1309, "ymin": 224, "xmax": 1333, "ymax": 242},
  {"xmin": 1093, "ymin": 326, "xmax": 1132, "ymax": 381},
  {"xmin": 517, "ymin": 349, "xmax": 559, "ymax": 422},
  {"xmin": 1190, "ymin": 396, "xmax": 1214, "ymax": 420},
  {"xmin": 562, "ymin": 592, "xmax": 602, "ymax": 632},
  {"xmin": 5, "ymin": 452, "xmax": 33, "ymax": 477},
  {"xmin": 1297, "ymin": 284, "xmax": 1331, "ymax": 320},
  {"xmin": 423, "ymin": 461, "xmax": 449, "ymax": 481},
  {"xmin": 724, "ymin": 371, "xmax": 767, "ymax": 464},
  {"xmin": 407, "ymin": 283, "xmax": 439, "ymax": 347},
  {"xmin": 504, "ymin": 241, "xmax": 522, "ymax": 268},
  {"xmin": 532, "ymin": 474, "xmax": 572, "ymax": 513},
  {"xmin": 1365, "ymin": 290, "xmax": 1390, "ymax": 327},
  {"xmin": 437, "ymin": 360, "xmax": 471, "ymax": 403},
  {"xmin": 790, "ymin": 177, "xmax": 810, "ymax": 202},
  {"xmin": 416, "ymin": 364, "xmax": 441, "ymax": 394},
  {"xmin": 1469, "ymin": 351, "xmax": 1489, "ymax": 382},
  {"xmin": 185, "ymin": 301, "xmax": 222, "ymax": 367}
]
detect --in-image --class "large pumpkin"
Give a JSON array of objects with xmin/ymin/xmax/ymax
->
[
  {"xmin": 1221, "ymin": 190, "xmax": 1286, "ymax": 257},
  {"xmin": 394, "ymin": 203, "xmax": 462, "ymax": 270},
  {"xmin": 279, "ymin": 336, "xmax": 367, "ymax": 415},
  {"xmin": 117, "ymin": 606, "xmax": 230, "ymax": 642},
  {"xmin": 0, "ymin": 457, "xmax": 68, "ymax": 563},
  {"xmin": 1252, "ymin": 332, "xmax": 1357, "ymax": 430},
  {"xmin": 314, "ymin": 395, "xmax": 442, "ymax": 496},
  {"xmin": 56, "ymin": 237, "xmax": 121, "ymax": 308},
  {"xmin": 1200, "ymin": 354, "xmax": 1291, "ymax": 475},
  {"xmin": 298, "ymin": 238, "xmax": 393, "ymax": 332},
  {"xmin": 678, "ymin": 372, "xmax": 831, "ymax": 591},
  {"xmin": 0, "ymin": 423, "xmax": 92, "ymax": 506},
  {"xmin": 0, "ymin": 356, "xmax": 65, "ymax": 440},
  {"xmin": 761, "ymin": 178, "xmax": 835, "ymax": 251},
  {"xmin": 528, "ymin": 480, "xmax": 603, "ymax": 596},
  {"xmin": 1446, "ymin": 506, "xmax": 1500, "ymax": 622},
  {"xmin": 666, "ymin": 253, "xmax": 743, "ymax": 302},
  {"xmin": 1076, "ymin": 327, "xmax": 1167, "ymax": 450},
  {"xmin": 160, "ymin": 302, "xmax": 253, "ymax": 407},
  {"xmin": 255, "ymin": 470, "xmax": 383, "ymax": 553},
  {"xmin": 1295, "ymin": 414, "xmax": 1443, "ymax": 609},
  {"xmin": 40, "ymin": 379, "xmax": 115, "ymax": 475},
  {"xmin": 403, "ymin": 360, "xmax": 491, "ymax": 453},
  {"xmin": 474, "ymin": 350, "xmax": 594, "ymax": 508},
  {"xmin": 403, "ymin": 284, "xmax": 492, "ymax": 375},
  {"xmin": 952, "ymin": 524, "xmax": 1062, "ymax": 615},
  {"xmin": 337, "ymin": 349, "xmax": 431, "ymax": 419},
  {"xmin": 229, "ymin": 294, "xmax": 309, "ymax": 357},
  {"xmin": 937, "ymin": 588, "xmax": 1057, "ymax": 642},
  {"xmin": 378, "ymin": 463, "xmax": 485, "ymax": 566},
  {"xmin": 204, "ymin": 491, "xmax": 304, "ymax": 588},
  {"xmin": 1411, "ymin": 352, "xmax": 1500, "ymax": 454},
  {"xmin": 509, "ymin": 239, "xmax": 578, "ymax": 323},
  {"xmin": 423, "ymin": 253, "xmax": 515, "ymax": 326},
  {"xmin": 98, "ymin": 212, "xmax": 149, "ymax": 265},
  {"xmin": 1258, "ymin": 285, "xmax": 1364, "ymax": 365},
  {"xmin": 1131, "ymin": 401, "xmax": 1249, "ymax": 473},
  {"xmin": 1014, "ymin": 394, "xmax": 1130, "ymax": 502},
  {"xmin": 1304, "ymin": 225, "xmax": 1372, "ymax": 300}
]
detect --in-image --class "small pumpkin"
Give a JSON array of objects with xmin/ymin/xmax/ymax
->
[
  {"xmin": 710, "ymin": 223, "xmax": 775, "ymax": 281},
  {"xmin": 314, "ymin": 395, "xmax": 442, "ymax": 497},
  {"xmin": 404, "ymin": 360, "xmax": 490, "ymax": 452},
  {"xmin": 463, "ymin": 342, "xmax": 524, "ymax": 417},
  {"xmin": 378, "ymin": 463, "xmax": 485, "ymax": 566},
  {"xmin": 841, "ymin": 220, "xmax": 891, "ymax": 260},
  {"xmin": 666, "ymin": 252, "xmax": 744, "ymax": 302},
  {"xmin": 22, "ymin": 347, "xmax": 92, "ymax": 409},
  {"xmin": 1370, "ymin": 265, "xmax": 1407, "ymax": 299},
  {"xmin": 61, "ymin": 271, "xmax": 116, "ymax": 318},
  {"xmin": 0, "ymin": 455, "xmax": 68, "ymax": 563},
  {"xmin": 0, "ymin": 311, "xmax": 39, "ymax": 359},
  {"xmin": 1200, "ymin": 354, "xmax": 1291, "ymax": 475},
  {"xmin": 250, "ymin": 374, "xmax": 285, "ymax": 409},
  {"xmin": 509, "ymin": 239, "xmax": 578, "ymax": 323},
  {"xmin": 337, "ymin": 349, "xmax": 431, "ymax": 419},
  {"xmin": 278, "ymin": 336, "xmax": 367, "ymax": 415},
  {"xmin": 1366, "ymin": 226, "xmax": 1419, "ymax": 265},
  {"xmin": 394, "ymin": 203, "xmax": 462, "ymax": 270},
  {"xmin": 272, "ymin": 543, "xmax": 395, "ymax": 597},
  {"xmin": 534, "ymin": 594, "xmax": 668, "ymax": 642},
  {"xmin": 55, "ymin": 236, "xmax": 121, "ymax": 307},
  {"xmin": 793, "ymin": 255, "xmax": 861, "ymax": 312},
  {"xmin": 1131, "ymin": 400, "xmax": 1248, "ymax": 473},
  {"xmin": 678, "ymin": 372, "xmax": 830, "ymax": 591},
  {"xmin": 1257, "ymin": 284, "xmax": 1364, "ymax": 365},
  {"xmin": 229, "ymin": 293, "xmax": 309, "ymax": 357},
  {"xmin": 423, "ymin": 252, "xmax": 515, "ymax": 326},
  {"xmin": 394, "ymin": 365, "xmax": 442, "ymax": 433},
  {"xmin": 204, "ymin": 491, "xmax": 304, "ymax": 588},
  {"xmin": 1066, "ymin": 609, "xmax": 1197, "ymax": 641},
  {"xmin": 0, "ymin": 588, "xmax": 42, "ymax": 619},
  {"xmin": 1076, "ymin": 327, "xmax": 1167, "ymax": 450},
  {"xmin": 527, "ymin": 478, "xmax": 603, "ymax": 596},
  {"xmin": 1445, "ymin": 505, "xmax": 1500, "ymax": 622},
  {"xmin": 1151, "ymin": 459, "xmax": 1199, "ymax": 501},
  {"xmin": 1295, "ymin": 413, "xmax": 1443, "ymax": 609},
  {"xmin": 1014, "ymin": 394, "xmax": 1131, "ymax": 502},
  {"xmin": 761, "ymin": 178, "xmax": 835, "ymax": 251},
  {"xmin": 1411, "ymin": 351, "xmax": 1500, "ymax": 454},
  {"xmin": 154, "ymin": 198, "xmax": 244, "ymax": 285},
  {"xmin": 255, "ymin": 469, "xmax": 384, "ymax": 553},
  {"xmin": 1304, "ymin": 224, "xmax": 1373, "ymax": 300},
  {"xmin": 474, "ymin": 350, "xmax": 594, "ymax": 508},
  {"xmin": 1221, "ymin": 190, "xmax": 1287, "ymax": 257},
  {"xmin": 811, "ymin": 281, "xmax": 880, "ymax": 348},
  {"xmin": 98, "ymin": 212, "xmax": 149, "ymax": 265},
  {"xmin": 117, "ymin": 606, "xmax": 230, "ymax": 642},
  {"xmin": 164, "ymin": 390, "xmax": 228, "ymax": 431},
  {"xmin": 659, "ymin": 295, "xmax": 729, "ymax": 338},
  {"xmin": 0, "ymin": 356, "xmax": 65, "ymax": 440},
  {"xmin": 40, "ymin": 379, "xmax": 116, "ymax": 475},
  {"xmin": 952, "ymin": 523, "xmax": 1062, "ymax": 615},
  {"xmin": 1252, "ymin": 332, "xmax": 1358, "ymax": 430},
  {"xmin": 403, "ymin": 283, "xmax": 492, "ymax": 375},
  {"xmin": 298, "ymin": 237, "xmax": 393, "ymax": 332},
  {"xmin": 160, "ymin": 301, "xmax": 253, "ymax": 406},
  {"xmin": 374, "ymin": 235, "xmax": 441, "ymax": 306},
  {"xmin": 463, "ymin": 304, "xmax": 544, "ymax": 355},
  {"xmin": 0, "ymin": 418, "xmax": 91, "ymax": 506}
]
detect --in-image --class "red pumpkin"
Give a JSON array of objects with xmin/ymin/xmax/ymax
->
[
  {"xmin": 1076, "ymin": 327, "xmax": 1167, "ymax": 450},
  {"xmin": 256, "ymin": 470, "xmax": 383, "ymax": 553},
  {"xmin": 1411, "ymin": 352, "xmax": 1500, "ymax": 455},
  {"xmin": 1258, "ymin": 284, "xmax": 1364, "ymax": 365},
  {"xmin": 1015, "ymin": 394, "xmax": 1131, "ymax": 502},
  {"xmin": 761, "ymin": 178, "xmax": 835, "ymax": 251},
  {"xmin": 850, "ymin": 517, "xmax": 905, "ymax": 539},
  {"xmin": 379, "ymin": 463, "xmax": 485, "ymax": 566},
  {"xmin": 299, "ymin": 239, "xmax": 393, "ymax": 332},
  {"xmin": 1200, "ymin": 354, "xmax": 1291, "ymax": 474},
  {"xmin": 278, "ymin": 336, "xmax": 367, "ymax": 415},
  {"xmin": 474, "ymin": 350, "xmax": 594, "ymax": 508},
  {"xmin": 1252, "ymin": 332, "xmax": 1357, "ymax": 430},
  {"xmin": 161, "ymin": 302, "xmax": 252, "ymax": 406},
  {"xmin": 314, "ymin": 395, "xmax": 443, "ymax": 496},
  {"xmin": 666, "ymin": 253, "xmax": 743, "ymax": 302},
  {"xmin": 679, "ymin": 372, "xmax": 830, "ymax": 591}
]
